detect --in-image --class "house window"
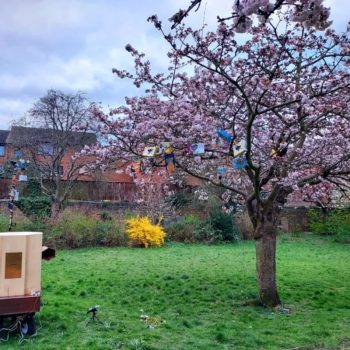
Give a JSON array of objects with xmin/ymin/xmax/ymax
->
[
  {"xmin": 38, "ymin": 144, "xmax": 54, "ymax": 156},
  {"xmin": 58, "ymin": 165, "xmax": 64, "ymax": 176},
  {"xmin": 0, "ymin": 145, "xmax": 5, "ymax": 156}
]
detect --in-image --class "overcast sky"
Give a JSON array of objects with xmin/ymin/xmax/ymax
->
[{"xmin": 0, "ymin": 0, "xmax": 348, "ymax": 130}]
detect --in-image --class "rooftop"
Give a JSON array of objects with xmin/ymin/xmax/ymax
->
[
  {"xmin": 0, "ymin": 130, "xmax": 10, "ymax": 144},
  {"xmin": 6, "ymin": 126, "xmax": 97, "ymax": 148}
]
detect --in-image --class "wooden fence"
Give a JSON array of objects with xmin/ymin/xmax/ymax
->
[
  {"xmin": 68, "ymin": 181, "xmax": 139, "ymax": 201},
  {"xmin": 0, "ymin": 179, "xmax": 9, "ymax": 199},
  {"xmin": 0, "ymin": 179, "xmax": 140, "ymax": 202}
]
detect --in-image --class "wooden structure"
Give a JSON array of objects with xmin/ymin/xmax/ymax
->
[
  {"xmin": 0, "ymin": 232, "xmax": 42, "ymax": 298},
  {"xmin": 0, "ymin": 232, "xmax": 55, "ymax": 338},
  {"xmin": 0, "ymin": 232, "xmax": 55, "ymax": 320}
]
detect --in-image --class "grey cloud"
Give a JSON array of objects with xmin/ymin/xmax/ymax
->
[{"xmin": 0, "ymin": 0, "xmax": 348, "ymax": 129}]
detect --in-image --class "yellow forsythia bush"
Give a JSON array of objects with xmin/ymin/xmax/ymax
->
[{"xmin": 125, "ymin": 216, "xmax": 166, "ymax": 248}]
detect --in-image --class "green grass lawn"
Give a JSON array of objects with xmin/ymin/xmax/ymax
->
[{"xmin": 1, "ymin": 235, "xmax": 350, "ymax": 350}]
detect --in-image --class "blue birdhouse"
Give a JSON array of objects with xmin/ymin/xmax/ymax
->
[{"xmin": 232, "ymin": 157, "xmax": 248, "ymax": 170}]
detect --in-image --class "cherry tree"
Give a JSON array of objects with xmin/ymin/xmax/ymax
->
[
  {"xmin": 90, "ymin": 3, "xmax": 350, "ymax": 306},
  {"xmin": 170, "ymin": 0, "xmax": 331, "ymax": 31},
  {"xmin": 11, "ymin": 90, "xmax": 97, "ymax": 221}
]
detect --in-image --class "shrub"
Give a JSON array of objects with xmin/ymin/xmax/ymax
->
[
  {"xmin": 125, "ymin": 216, "xmax": 165, "ymax": 248},
  {"xmin": 193, "ymin": 221, "xmax": 223, "ymax": 243},
  {"xmin": 100, "ymin": 210, "xmax": 112, "ymax": 221},
  {"xmin": 308, "ymin": 209, "xmax": 328, "ymax": 235},
  {"xmin": 14, "ymin": 179, "xmax": 51, "ymax": 221},
  {"xmin": 16, "ymin": 196, "xmax": 51, "ymax": 220},
  {"xmin": 0, "ymin": 208, "xmax": 128, "ymax": 248},
  {"xmin": 26, "ymin": 179, "xmax": 43, "ymax": 197},
  {"xmin": 0, "ymin": 214, "xmax": 9, "ymax": 231},
  {"xmin": 166, "ymin": 191, "xmax": 192, "ymax": 208},
  {"xmin": 208, "ymin": 210, "xmax": 240, "ymax": 242},
  {"xmin": 166, "ymin": 215, "xmax": 202, "ymax": 243},
  {"xmin": 46, "ymin": 212, "xmax": 127, "ymax": 249},
  {"xmin": 0, "ymin": 210, "xmax": 49, "ymax": 232},
  {"xmin": 166, "ymin": 213, "xmax": 239, "ymax": 244},
  {"xmin": 326, "ymin": 209, "xmax": 350, "ymax": 243},
  {"xmin": 101, "ymin": 200, "xmax": 111, "ymax": 209},
  {"xmin": 308, "ymin": 208, "xmax": 350, "ymax": 243},
  {"xmin": 17, "ymin": 220, "xmax": 48, "ymax": 233}
]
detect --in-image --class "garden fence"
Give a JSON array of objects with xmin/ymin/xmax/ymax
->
[{"xmin": 0, "ymin": 178, "xmax": 163, "ymax": 203}]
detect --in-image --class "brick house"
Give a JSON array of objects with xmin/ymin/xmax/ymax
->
[
  {"xmin": 1, "ymin": 126, "xmax": 136, "ymax": 181},
  {"xmin": 0, "ymin": 130, "xmax": 10, "ymax": 170},
  {"xmin": 2, "ymin": 126, "xmax": 96, "ymax": 179},
  {"xmin": 0, "ymin": 126, "xmax": 169, "ymax": 201}
]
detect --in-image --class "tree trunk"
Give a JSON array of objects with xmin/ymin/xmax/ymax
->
[
  {"xmin": 50, "ymin": 200, "xmax": 61, "ymax": 223},
  {"xmin": 255, "ymin": 232, "xmax": 281, "ymax": 307},
  {"xmin": 252, "ymin": 206, "xmax": 281, "ymax": 307},
  {"xmin": 247, "ymin": 189, "xmax": 288, "ymax": 308}
]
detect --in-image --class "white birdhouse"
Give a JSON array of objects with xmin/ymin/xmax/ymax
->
[{"xmin": 231, "ymin": 140, "xmax": 247, "ymax": 158}]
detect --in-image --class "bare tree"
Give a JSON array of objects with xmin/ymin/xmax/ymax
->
[{"xmin": 7, "ymin": 90, "xmax": 97, "ymax": 221}]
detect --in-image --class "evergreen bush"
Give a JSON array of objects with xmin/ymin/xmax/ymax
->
[
  {"xmin": 207, "ymin": 210, "xmax": 240, "ymax": 242},
  {"xmin": 16, "ymin": 196, "xmax": 51, "ymax": 220}
]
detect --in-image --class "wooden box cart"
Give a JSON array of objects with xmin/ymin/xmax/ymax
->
[{"xmin": 0, "ymin": 232, "xmax": 55, "ymax": 337}]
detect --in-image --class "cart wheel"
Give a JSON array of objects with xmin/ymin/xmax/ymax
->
[{"xmin": 20, "ymin": 315, "xmax": 36, "ymax": 336}]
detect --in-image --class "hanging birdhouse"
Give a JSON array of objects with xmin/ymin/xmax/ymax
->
[
  {"xmin": 217, "ymin": 166, "xmax": 227, "ymax": 180},
  {"xmin": 9, "ymin": 187, "xmax": 19, "ymax": 201},
  {"xmin": 164, "ymin": 147, "xmax": 173, "ymax": 155},
  {"xmin": 217, "ymin": 129, "xmax": 234, "ymax": 142},
  {"xmin": 271, "ymin": 148, "xmax": 278, "ymax": 158},
  {"xmin": 217, "ymin": 166, "xmax": 227, "ymax": 176},
  {"xmin": 164, "ymin": 153, "xmax": 176, "ymax": 173},
  {"xmin": 188, "ymin": 143, "xmax": 205, "ymax": 155},
  {"xmin": 158, "ymin": 142, "xmax": 172, "ymax": 155},
  {"xmin": 142, "ymin": 146, "xmax": 159, "ymax": 157},
  {"xmin": 18, "ymin": 159, "xmax": 26, "ymax": 171},
  {"xmin": 212, "ymin": 135, "xmax": 231, "ymax": 149},
  {"xmin": 271, "ymin": 143, "xmax": 288, "ymax": 158},
  {"xmin": 231, "ymin": 140, "xmax": 247, "ymax": 158},
  {"xmin": 11, "ymin": 175, "xmax": 17, "ymax": 187},
  {"xmin": 232, "ymin": 157, "xmax": 248, "ymax": 170},
  {"xmin": 19, "ymin": 175, "xmax": 28, "ymax": 182},
  {"xmin": 131, "ymin": 160, "xmax": 143, "ymax": 175}
]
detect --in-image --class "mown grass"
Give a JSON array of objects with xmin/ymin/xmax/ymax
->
[{"xmin": 1, "ymin": 234, "xmax": 350, "ymax": 349}]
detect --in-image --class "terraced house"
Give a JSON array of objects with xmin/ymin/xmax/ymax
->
[
  {"xmin": 0, "ymin": 126, "xmax": 164, "ymax": 204},
  {"xmin": 0, "ymin": 130, "xmax": 10, "ymax": 172}
]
